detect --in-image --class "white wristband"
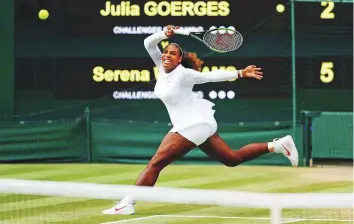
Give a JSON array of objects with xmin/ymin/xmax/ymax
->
[{"xmin": 238, "ymin": 70, "xmax": 243, "ymax": 78}]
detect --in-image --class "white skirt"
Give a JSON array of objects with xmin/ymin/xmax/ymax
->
[{"xmin": 170, "ymin": 120, "xmax": 218, "ymax": 146}]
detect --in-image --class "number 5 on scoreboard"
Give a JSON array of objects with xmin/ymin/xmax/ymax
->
[{"xmin": 320, "ymin": 62, "xmax": 334, "ymax": 83}]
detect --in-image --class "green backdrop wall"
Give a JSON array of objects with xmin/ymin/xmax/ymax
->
[
  {"xmin": 1, "ymin": 112, "xmax": 352, "ymax": 166},
  {"xmin": 0, "ymin": 0, "xmax": 14, "ymax": 118}
]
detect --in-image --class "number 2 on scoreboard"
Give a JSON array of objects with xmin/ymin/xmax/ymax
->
[{"xmin": 320, "ymin": 2, "xmax": 335, "ymax": 19}]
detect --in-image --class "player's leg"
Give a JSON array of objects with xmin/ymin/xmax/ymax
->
[
  {"xmin": 102, "ymin": 132, "xmax": 196, "ymax": 215},
  {"xmin": 135, "ymin": 132, "xmax": 196, "ymax": 186},
  {"xmin": 199, "ymin": 133, "xmax": 269, "ymax": 167},
  {"xmin": 199, "ymin": 133, "xmax": 298, "ymax": 167}
]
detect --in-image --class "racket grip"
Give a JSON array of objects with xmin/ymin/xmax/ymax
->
[{"xmin": 174, "ymin": 29, "xmax": 190, "ymax": 36}]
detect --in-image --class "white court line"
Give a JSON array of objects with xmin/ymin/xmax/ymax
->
[
  {"xmin": 155, "ymin": 215, "xmax": 354, "ymax": 222},
  {"xmin": 101, "ymin": 215, "xmax": 354, "ymax": 223},
  {"xmin": 156, "ymin": 214, "xmax": 272, "ymax": 220},
  {"xmin": 297, "ymin": 218, "xmax": 354, "ymax": 222},
  {"xmin": 282, "ymin": 219, "xmax": 302, "ymax": 223},
  {"xmin": 99, "ymin": 215, "xmax": 158, "ymax": 224}
]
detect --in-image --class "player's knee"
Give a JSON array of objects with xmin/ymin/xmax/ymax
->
[
  {"xmin": 223, "ymin": 159, "xmax": 241, "ymax": 167},
  {"xmin": 225, "ymin": 153, "xmax": 244, "ymax": 167}
]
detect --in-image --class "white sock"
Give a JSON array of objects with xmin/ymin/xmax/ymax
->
[
  {"xmin": 268, "ymin": 139, "xmax": 283, "ymax": 153},
  {"xmin": 267, "ymin": 142, "xmax": 275, "ymax": 152}
]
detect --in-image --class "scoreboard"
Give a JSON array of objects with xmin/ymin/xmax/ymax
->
[
  {"xmin": 14, "ymin": 0, "xmax": 353, "ymax": 100},
  {"xmin": 294, "ymin": 1, "xmax": 353, "ymax": 89}
]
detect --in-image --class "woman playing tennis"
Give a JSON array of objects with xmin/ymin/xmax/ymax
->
[{"xmin": 103, "ymin": 25, "xmax": 299, "ymax": 215}]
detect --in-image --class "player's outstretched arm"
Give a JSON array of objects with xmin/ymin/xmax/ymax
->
[{"xmin": 182, "ymin": 65, "xmax": 263, "ymax": 86}]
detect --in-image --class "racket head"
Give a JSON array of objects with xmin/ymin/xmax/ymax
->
[{"xmin": 202, "ymin": 28, "xmax": 243, "ymax": 53}]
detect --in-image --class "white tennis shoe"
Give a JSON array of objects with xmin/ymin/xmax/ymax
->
[
  {"xmin": 274, "ymin": 135, "xmax": 299, "ymax": 167},
  {"xmin": 102, "ymin": 199, "xmax": 135, "ymax": 215}
]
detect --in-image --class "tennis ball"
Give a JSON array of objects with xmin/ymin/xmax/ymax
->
[
  {"xmin": 38, "ymin": 9, "xmax": 49, "ymax": 20},
  {"xmin": 276, "ymin": 4, "xmax": 285, "ymax": 13}
]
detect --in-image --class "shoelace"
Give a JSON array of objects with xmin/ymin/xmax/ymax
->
[
  {"xmin": 113, "ymin": 200, "xmax": 120, "ymax": 206},
  {"xmin": 112, "ymin": 200, "xmax": 136, "ymax": 206}
]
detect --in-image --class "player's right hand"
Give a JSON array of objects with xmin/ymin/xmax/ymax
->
[
  {"xmin": 164, "ymin": 25, "xmax": 180, "ymax": 38},
  {"xmin": 241, "ymin": 65, "xmax": 263, "ymax": 80}
]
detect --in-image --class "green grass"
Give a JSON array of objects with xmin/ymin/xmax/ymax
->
[{"xmin": 0, "ymin": 164, "xmax": 352, "ymax": 224}]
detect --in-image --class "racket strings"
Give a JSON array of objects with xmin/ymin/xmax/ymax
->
[{"xmin": 204, "ymin": 30, "xmax": 243, "ymax": 52}]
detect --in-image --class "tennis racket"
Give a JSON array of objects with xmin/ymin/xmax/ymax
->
[{"xmin": 174, "ymin": 28, "xmax": 243, "ymax": 53}]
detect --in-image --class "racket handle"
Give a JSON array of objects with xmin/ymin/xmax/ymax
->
[{"xmin": 174, "ymin": 29, "xmax": 190, "ymax": 36}]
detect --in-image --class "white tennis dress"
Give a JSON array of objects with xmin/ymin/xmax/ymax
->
[{"xmin": 144, "ymin": 31, "xmax": 242, "ymax": 145}]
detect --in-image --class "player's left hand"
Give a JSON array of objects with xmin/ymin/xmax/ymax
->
[
  {"xmin": 241, "ymin": 65, "xmax": 263, "ymax": 80},
  {"xmin": 164, "ymin": 25, "xmax": 180, "ymax": 38}
]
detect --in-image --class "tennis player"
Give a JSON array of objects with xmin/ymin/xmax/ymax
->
[{"xmin": 103, "ymin": 25, "xmax": 299, "ymax": 215}]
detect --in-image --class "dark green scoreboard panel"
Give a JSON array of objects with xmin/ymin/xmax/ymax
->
[
  {"xmin": 295, "ymin": 2, "xmax": 352, "ymax": 90},
  {"xmin": 15, "ymin": 0, "xmax": 352, "ymax": 101}
]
